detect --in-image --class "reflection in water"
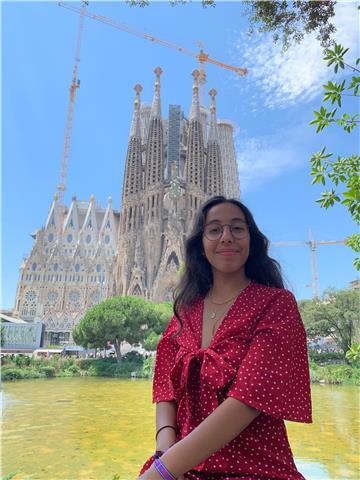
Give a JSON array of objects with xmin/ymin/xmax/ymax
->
[
  {"xmin": 2, "ymin": 379, "xmax": 359, "ymax": 479},
  {"xmin": 287, "ymin": 384, "xmax": 360, "ymax": 480}
]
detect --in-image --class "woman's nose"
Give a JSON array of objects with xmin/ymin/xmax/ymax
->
[{"xmin": 220, "ymin": 225, "xmax": 233, "ymax": 242}]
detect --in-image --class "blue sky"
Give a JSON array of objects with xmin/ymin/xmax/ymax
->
[{"xmin": 2, "ymin": 1, "xmax": 359, "ymax": 309}]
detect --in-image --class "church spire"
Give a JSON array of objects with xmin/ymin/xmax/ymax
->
[
  {"xmin": 150, "ymin": 66, "xmax": 163, "ymax": 119},
  {"xmin": 185, "ymin": 70, "xmax": 205, "ymax": 191},
  {"xmin": 129, "ymin": 84, "xmax": 142, "ymax": 138},
  {"xmin": 189, "ymin": 69, "xmax": 201, "ymax": 121},
  {"xmin": 206, "ymin": 88, "xmax": 223, "ymax": 196},
  {"xmin": 144, "ymin": 67, "xmax": 164, "ymax": 188},
  {"xmin": 208, "ymin": 88, "xmax": 218, "ymax": 143},
  {"xmin": 122, "ymin": 84, "xmax": 143, "ymax": 204}
]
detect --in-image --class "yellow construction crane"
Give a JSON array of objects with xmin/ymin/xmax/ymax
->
[
  {"xmin": 58, "ymin": 1, "xmax": 247, "ymax": 103},
  {"xmin": 272, "ymin": 230, "xmax": 346, "ymax": 298},
  {"xmin": 57, "ymin": 1, "xmax": 88, "ymax": 205}
]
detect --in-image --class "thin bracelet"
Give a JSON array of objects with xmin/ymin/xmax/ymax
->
[
  {"xmin": 154, "ymin": 442, "xmax": 176, "ymax": 459},
  {"xmin": 155, "ymin": 425, "xmax": 177, "ymax": 441},
  {"xmin": 154, "ymin": 457, "xmax": 177, "ymax": 480}
]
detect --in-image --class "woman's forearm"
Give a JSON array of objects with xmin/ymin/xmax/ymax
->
[
  {"xmin": 156, "ymin": 401, "xmax": 178, "ymax": 451},
  {"xmin": 156, "ymin": 398, "xmax": 260, "ymax": 477}
]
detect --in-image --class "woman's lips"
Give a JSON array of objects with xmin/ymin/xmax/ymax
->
[{"xmin": 217, "ymin": 251, "xmax": 238, "ymax": 256}]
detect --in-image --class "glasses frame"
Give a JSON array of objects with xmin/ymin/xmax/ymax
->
[{"xmin": 203, "ymin": 222, "xmax": 250, "ymax": 241}]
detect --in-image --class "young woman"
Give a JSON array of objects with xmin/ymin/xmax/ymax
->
[{"xmin": 138, "ymin": 196, "xmax": 312, "ymax": 480}]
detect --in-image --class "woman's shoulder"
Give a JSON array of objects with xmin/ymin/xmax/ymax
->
[{"xmin": 250, "ymin": 281, "xmax": 296, "ymax": 305}]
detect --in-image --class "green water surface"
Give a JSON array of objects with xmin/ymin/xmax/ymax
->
[{"xmin": 2, "ymin": 377, "xmax": 359, "ymax": 480}]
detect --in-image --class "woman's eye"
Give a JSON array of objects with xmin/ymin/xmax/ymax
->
[
  {"xmin": 210, "ymin": 227, "xmax": 221, "ymax": 234},
  {"xmin": 232, "ymin": 226, "xmax": 245, "ymax": 232}
]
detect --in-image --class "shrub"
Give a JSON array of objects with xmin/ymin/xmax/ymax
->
[
  {"xmin": 59, "ymin": 358, "xmax": 76, "ymax": 371},
  {"xmin": 14, "ymin": 355, "xmax": 31, "ymax": 368},
  {"xmin": 122, "ymin": 351, "xmax": 144, "ymax": 366},
  {"xmin": 40, "ymin": 366, "xmax": 56, "ymax": 378},
  {"xmin": 1, "ymin": 368, "xmax": 25, "ymax": 381},
  {"xmin": 22, "ymin": 369, "xmax": 43, "ymax": 379},
  {"xmin": 309, "ymin": 364, "xmax": 360, "ymax": 385},
  {"xmin": 77, "ymin": 358, "xmax": 93, "ymax": 370},
  {"xmin": 1, "ymin": 356, "xmax": 14, "ymax": 366},
  {"xmin": 308, "ymin": 351, "xmax": 344, "ymax": 363},
  {"xmin": 142, "ymin": 356, "xmax": 155, "ymax": 379}
]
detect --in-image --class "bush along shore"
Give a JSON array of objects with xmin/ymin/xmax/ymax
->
[
  {"xmin": 1, "ymin": 351, "xmax": 154, "ymax": 382},
  {"xmin": 1, "ymin": 351, "xmax": 359, "ymax": 385},
  {"xmin": 307, "ymin": 351, "xmax": 359, "ymax": 385}
]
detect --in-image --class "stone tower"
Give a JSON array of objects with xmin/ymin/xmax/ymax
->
[
  {"xmin": 115, "ymin": 68, "xmax": 235, "ymax": 302},
  {"xmin": 13, "ymin": 67, "xmax": 242, "ymax": 345}
]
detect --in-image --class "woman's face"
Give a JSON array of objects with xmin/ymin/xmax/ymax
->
[{"xmin": 202, "ymin": 202, "xmax": 250, "ymax": 277}]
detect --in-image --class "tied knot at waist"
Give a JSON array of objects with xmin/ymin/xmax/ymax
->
[{"xmin": 170, "ymin": 347, "xmax": 236, "ymax": 400}]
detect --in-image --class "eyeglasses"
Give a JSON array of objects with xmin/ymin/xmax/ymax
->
[{"xmin": 203, "ymin": 222, "xmax": 249, "ymax": 241}]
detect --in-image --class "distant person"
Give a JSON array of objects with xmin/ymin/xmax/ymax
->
[{"xmin": 138, "ymin": 196, "xmax": 312, "ymax": 480}]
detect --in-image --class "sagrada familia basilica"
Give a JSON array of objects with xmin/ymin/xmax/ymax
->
[{"xmin": 13, "ymin": 68, "xmax": 241, "ymax": 346}]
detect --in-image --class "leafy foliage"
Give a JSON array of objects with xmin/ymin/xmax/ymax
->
[
  {"xmin": 309, "ymin": 363, "xmax": 359, "ymax": 385},
  {"xmin": 299, "ymin": 289, "xmax": 360, "ymax": 355},
  {"xmin": 125, "ymin": 1, "xmax": 337, "ymax": 50},
  {"xmin": 73, "ymin": 296, "xmax": 167, "ymax": 362},
  {"xmin": 345, "ymin": 342, "xmax": 360, "ymax": 365},
  {"xmin": 244, "ymin": 1, "xmax": 336, "ymax": 50},
  {"xmin": 309, "ymin": 44, "xmax": 360, "ymax": 269}
]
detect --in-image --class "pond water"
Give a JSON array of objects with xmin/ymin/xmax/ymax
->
[{"xmin": 2, "ymin": 378, "xmax": 359, "ymax": 479}]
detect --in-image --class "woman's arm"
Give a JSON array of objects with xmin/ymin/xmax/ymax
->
[
  {"xmin": 149, "ymin": 397, "xmax": 260, "ymax": 478},
  {"xmin": 156, "ymin": 400, "xmax": 178, "ymax": 451}
]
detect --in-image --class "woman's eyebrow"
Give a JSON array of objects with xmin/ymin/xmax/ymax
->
[{"xmin": 206, "ymin": 218, "xmax": 246, "ymax": 224}]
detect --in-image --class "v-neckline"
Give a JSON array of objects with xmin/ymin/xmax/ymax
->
[{"xmin": 199, "ymin": 281, "xmax": 253, "ymax": 350}]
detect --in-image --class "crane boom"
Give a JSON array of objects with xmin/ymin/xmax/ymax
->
[
  {"xmin": 57, "ymin": 1, "xmax": 87, "ymax": 204},
  {"xmin": 58, "ymin": 2, "xmax": 247, "ymax": 81}
]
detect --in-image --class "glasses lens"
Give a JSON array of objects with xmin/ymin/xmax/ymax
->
[
  {"xmin": 231, "ymin": 223, "xmax": 248, "ymax": 239},
  {"xmin": 204, "ymin": 225, "xmax": 222, "ymax": 240}
]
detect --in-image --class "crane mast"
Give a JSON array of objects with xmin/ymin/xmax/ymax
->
[
  {"xmin": 57, "ymin": 1, "xmax": 88, "ymax": 204},
  {"xmin": 272, "ymin": 233, "xmax": 346, "ymax": 298}
]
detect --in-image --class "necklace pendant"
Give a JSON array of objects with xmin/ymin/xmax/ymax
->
[{"xmin": 210, "ymin": 311, "xmax": 216, "ymax": 320}]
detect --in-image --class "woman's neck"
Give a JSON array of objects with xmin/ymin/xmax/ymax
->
[{"xmin": 210, "ymin": 270, "xmax": 250, "ymax": 300}]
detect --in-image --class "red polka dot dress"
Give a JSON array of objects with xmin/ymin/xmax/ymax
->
[{"xmin": 139, "ymin": 282, "xmax": 312, "ymax": 479}]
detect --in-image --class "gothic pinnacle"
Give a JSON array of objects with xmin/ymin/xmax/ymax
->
[
  {"xmin": 151, "ymin": 67, "xmax": 163, "ymax": 118},
  {"xmin": 189, "ymin": 70, "xmax": 201, "ymax": 121},
  {"xmin": 130, "ymin": 84, "xmax": 142, "ymax": 137},
  {"xmin": 209, "ymin": 88, "xmax": 217, "ymax": 113},
  {"xmin": 134, "ymin": 84, "xmax": 143, "ymax": 108},
  {"xmin": 208, "ymin": 88, "xmax": 219, "ymax": 143}
]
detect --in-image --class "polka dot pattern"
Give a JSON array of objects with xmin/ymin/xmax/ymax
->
[{"xmin": 140, "ymin": 282, "xmax": 312, "ymax": 479}]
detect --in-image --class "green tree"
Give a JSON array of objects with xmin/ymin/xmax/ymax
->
[
  {"xmin": 244, "ymin": 1, "xmax": 336, "ymax": 50},
  {"xmin": 73, "ymin": 296, "xmax": 161, "ymax": 363},
  {"xmin": 299, "ymin": 288, "xmax": 360, "ymax": 355},
  {"xmin": 142, "ymin": 301, "xmax": 173, "ymax": 351},
  {"xmin": 126, "ymin": 1, "xmax": 337, "ymax": 50},
  {"xmin": 309, "ymin": 44, "xmax": 360, "ymax": 270}
]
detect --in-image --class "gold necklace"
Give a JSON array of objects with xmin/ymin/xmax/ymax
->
[
  {"xmin": 211, "ymin": 309, "xmax": 228, "ymax": 335},
  {"xmin": 208, "ymin": 291, "xmax": 240, "ymax": 306},
  {"xmin": 207, "ymin": 280, "xmax": 251, "ymax": 325}
]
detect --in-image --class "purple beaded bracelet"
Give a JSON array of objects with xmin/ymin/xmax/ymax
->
[{"xmin": 154, "ymin": 457, "xmax": 177, "ymax": 480}]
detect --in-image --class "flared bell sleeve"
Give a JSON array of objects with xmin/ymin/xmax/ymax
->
[
  {"xmin": 227, "ymin": 289, "xmax": 312, "ymax": 423},
  {"xmin": 152, "ymin": 315, "xmax": 181, "ymax": 403}
]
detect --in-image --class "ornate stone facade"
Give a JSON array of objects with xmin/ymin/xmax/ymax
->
[
  {"xmin": 14, "ymin": 196, "xmax": 119, "ymax": 345},
  {"xmin": 116, "ymin": 69, "xmax": 231, "ymax": 302},
  {"xmin": 13, "ymin": 68, "xmax": 241, "ymax": 344}
]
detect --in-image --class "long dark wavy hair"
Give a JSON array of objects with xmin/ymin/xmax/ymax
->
[{"xmin": 173, "ymin": 196, "xmax": 285, "ymax": 333}]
